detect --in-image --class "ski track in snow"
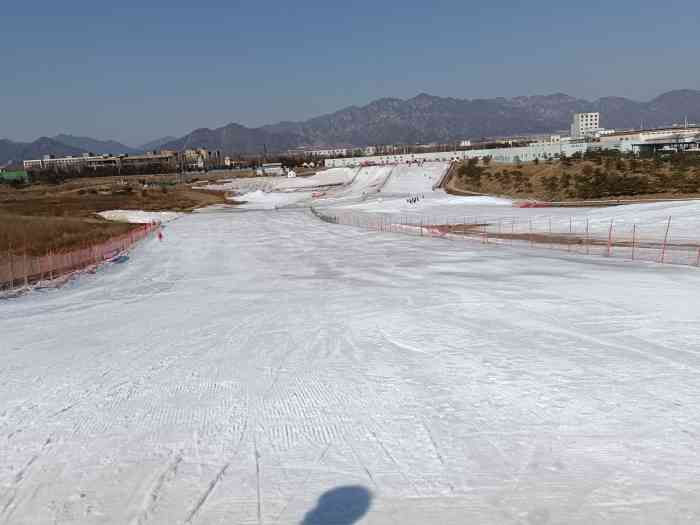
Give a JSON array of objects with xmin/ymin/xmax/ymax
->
[{"xmin": 1, "ymin": 207, "xmax": 700, "ymax": 524}]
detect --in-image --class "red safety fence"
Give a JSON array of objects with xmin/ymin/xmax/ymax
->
[
  {"xmin": 311, "ymin": 207, "xmax": 700, "ymax": 268},
  {"xmin": 0, "ymin": 222, "xmax": 160, "ymax": 293}
]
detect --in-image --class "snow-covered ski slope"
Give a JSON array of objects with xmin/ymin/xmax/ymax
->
[
  {"xmin": 2, "ymin": 209, "xmax": 700, "ymax": 524},
  {"xmin": 274, "ymin": 166, "xmax": 358, "ymax": 191},
  {"xmin": 207, "ymin": 162, "xmax": 451, "ymax": 209},
  {"xmin": 322, "ymin": 165, "xmax": 395, "ymax": 200},
  {"xmin": 379, "ymin": 162, "xmax": 447, "ymax": 194}
]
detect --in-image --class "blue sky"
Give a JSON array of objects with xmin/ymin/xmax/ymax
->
[{"xmin": 2, "ymin": 0, "xmax": 698, "ymax": 146}]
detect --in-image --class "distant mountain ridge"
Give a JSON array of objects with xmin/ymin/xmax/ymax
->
[
  {"xmin": 160, "ymin": 123, "xmax": 303, "ymax": 155},
  {"xmin": 3, "ymin": 89, "xmax": 699, "ymax": 164},
  {"xmin": 139, "ymin": 136, "xmax": 177, "ymax": 152},
  {"xmin": 0, "ymin": 135, "xmax": 159, "ymax": 166},
  {"xmin": 0, "ymin": 137, "xmax": 85, "ymax": 166},
  {"xmin": 53, "ymin": 134, "xmax": 141, "ymax": 156},
  {"xmin": 162, "ymin": 89, "xmax": 700, "ymax": 154}
]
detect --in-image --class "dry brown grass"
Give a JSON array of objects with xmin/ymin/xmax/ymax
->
[
  {"xmin": 0, "ymin": 214, "xmax": 137, "ymax": 256},
  {"xmin": 0, "ymin": 185, "xmax": 227, "ymax": 218},
  {"xmin": 447, "ymin": 157, "xmax": 700, "ymax": 202},
  {"xmin": 0, "ymin": 173, "xmax": 231, "ymax": 255}
]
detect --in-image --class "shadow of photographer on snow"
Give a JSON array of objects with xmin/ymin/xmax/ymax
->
[{"xmin": 301, "ymin": 486, "xmax": 372, "ymax": 525}]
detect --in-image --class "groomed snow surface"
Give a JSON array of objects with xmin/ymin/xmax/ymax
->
[
  {"xmin": 2, "ymin": 204, "xmax": 700, "ymax": 524},
  {"xmin": 207, "ymin": 163, "xmax": 453, "ymax": 210}
]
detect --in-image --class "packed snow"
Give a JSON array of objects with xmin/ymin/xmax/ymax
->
[
  {"xmin": 97, "ymin": 210, "xmax": 182, "ymax": 224},
  {"xmin": 2, "ymin": 207, "xmax": 700, "ymax": 524},
  {"xmin": 273, "ymin": 167, "xmax": 357, "ymax": 191},
  {"xmin": 194, "ymin": 176, "xmax": 277, "ymax": 194},
  {"xmin": 336, "ymin": 193, "xmax": 514, "ymax": 216},
  {"xmin": 323, "ymin": 165, "xmax": 394, "ymax": 200},
  {"xmin": 229, "ymin": 189, "xmax": 313, "ymax": 210},
  {"xmin": 379, "ymin": 162, "xmax": 447, "ymax": 194}
]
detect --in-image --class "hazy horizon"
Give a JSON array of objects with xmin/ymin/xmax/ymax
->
[{"xmin": 3, "ymin": 1, "xmax": 699, "ymax": 145}]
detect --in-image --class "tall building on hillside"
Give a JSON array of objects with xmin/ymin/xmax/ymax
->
[{"xmin": 571, "ymin": 112, "xmax": 600, "ymax": 139}]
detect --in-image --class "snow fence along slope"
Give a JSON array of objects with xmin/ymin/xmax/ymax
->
[
  {"xmin": 204, "ymin": 163, "xmax": 700, "ymax": 266},
  {"xmin": 2, "ymin": 210, "xmax": 700, "ymax": 524}
]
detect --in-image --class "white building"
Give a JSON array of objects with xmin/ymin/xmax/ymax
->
[
  {"xmin": 533, "ymin": 135, "xmax": 561, "ymax": 145},
  {"xmin": 598, "ymin": 126, "xmax": 700, "ymax": 152},
  {"xmin": 323, "ymin": 142, "xmax": 590, "ymax": 168},
  {"xmin": 261, "ymin": 163, "xmax": 284, "ymax": 176},
  {"xmin": 361, "ymin": 146, "xmax": 377, "ymax": 156},
  {"xmin": 309, "ymin": 148, "xmax": 349, "ymax": 158},
  {"xmin": 24, "ymin": 154, "xmax": 114, "ymax": 171},
  {"xmin": 571, "ymin": 112, "xmax": 600, "ymax": 139}
]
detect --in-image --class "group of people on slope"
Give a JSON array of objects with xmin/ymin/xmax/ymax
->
[{"xmin": 406, "ymin": 193, "xmax": 425, "ymax": 205}]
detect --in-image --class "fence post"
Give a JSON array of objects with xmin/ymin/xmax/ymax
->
[
  {"xmin": 38, "ymin": 250, "xmax": 44, "ymax": 283},
  {"xmin": 632, "ymin": 224, "xmax": 637, "ymax": 261},
  {"xmin": 9, "ymin": 244, "xmax": 15, "ymax": 291},
  {"xmin": 1, "ymin": 253, "xmax": 8, "ymax": 292},
  {"xmin": 4, "ymin": 250, "xmax": 9, "ymax": 291},
  {"xmin": 21, "ymin": 246, "xmax": 28, "ymax": 288},
  {"xmin": 586, "ymin": 217, "xmax": 590, "ymax": 255},
  {"xmin": 660, "ymin": 216, "xmax": 672, "ymax": 264},
  {"xmin": 607, "ymin": 219, "xmax": 614, "ymax": 257}
]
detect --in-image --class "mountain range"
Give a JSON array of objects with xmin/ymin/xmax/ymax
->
[
  {"xmin": 0, "ymin": 135, "xmax": 180, "ymax": 167},
  {"xmin": 139, "ymin": 136, "xmax": 178, "ymax": 152},
  {"xmin": 0, "ymin": 137, "xmax": 85, "ymax": 167},
  {"xmin": 2, "ymin": 89, "xmax": 699, "ymax": 165}
]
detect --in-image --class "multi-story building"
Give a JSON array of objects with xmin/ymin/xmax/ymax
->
[
  {"xmin": 23, "ymin": 152, "xmax": 178, "ymax": 176},
  {"xmin": 571, "ymin": 112, "xmax": 601, "ymax": 139},
  {"xmin": 181, "ymin": 148, "xmax": 223, "ymax": 171}
]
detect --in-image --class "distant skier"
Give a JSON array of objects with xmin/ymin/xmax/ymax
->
[{"xmin": 158, "ymin": 231, "xmax": 164, "ymax": 242}]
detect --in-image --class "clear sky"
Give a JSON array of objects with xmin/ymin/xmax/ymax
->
[{"xmin": 2, "ymin": 0, "xmax": 698, "ymax": 146}]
